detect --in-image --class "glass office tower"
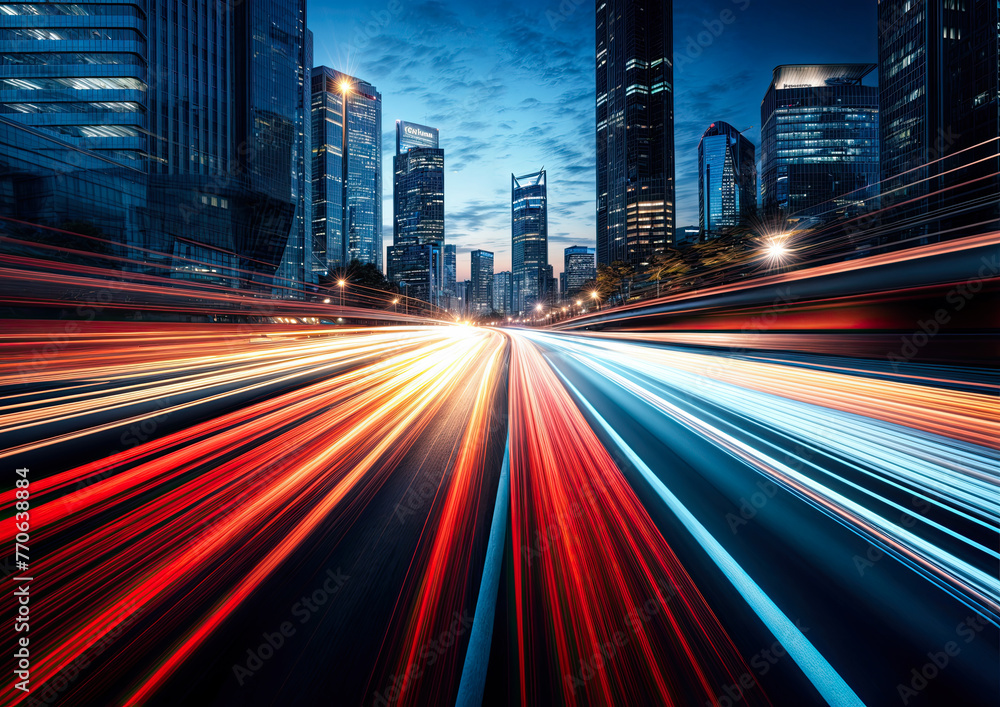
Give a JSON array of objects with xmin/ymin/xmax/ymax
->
[
  {"xmin": 470, "ymin": 249, "xmax": 493, "ymax": 315},
  {"xmin": 562, "ymin": 245, "xmax": 596, "ymax": 296},
  {"xmin": 0, "ymin": 1, "xmax": 148, "ymax": 166},
  {"xmin": 760, "ymin": 64, "xmax": 879, "ymax": 224},
  {"xmin": 596, "ymin": 0, "xmax": 675, "ymax": 266},
  {"xmin": 388, "ymin": 120, "xmax": 444, "ymax": 305},
  {"xmin": 493, "ymin": 270, "xmax": 512, "ymax": 315},
  {"xmin": 310, "ymin": 67, "xmax": 382, "ymax": 274},
  {"xmin": 274, "ymin": 28, "xmax": 312, "ymax": 298},
  {"xmin": 443, "ymin": 243, "xmax": 456, "ymax": 297},
  {"xmin": 698, "ymin": 121, "xmax": 756, "ymax": 240},
  {"xmin": 878, "ymin": 0, "xmax": 999, "ymax": 243},
  {"xmin": 511, "ymin": 168, "xmax": 548, "ymax": 313},
  {"xmin": 231, "ymin": 0, "xmax": 309, "ymax": 290},
  {"xmin": 1, "ymin": 0, "xmax": 309, "ymax": 291}
]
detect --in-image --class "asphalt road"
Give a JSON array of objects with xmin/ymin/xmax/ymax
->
[{"xmin": 1, "ymin": 322, "xmax": 996, "ymax": 707}]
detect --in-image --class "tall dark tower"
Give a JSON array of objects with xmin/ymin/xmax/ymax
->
[
  {"xmin": 596, "ymin": 0, "xmax": 675, "ymax": 266},
  {"xmin": 511, "ymin": 169, "xmax": 548, "ymax": 313},
  {"xmin": 878, "ymin": 0, "xmax": 999, "ymax": 244}
]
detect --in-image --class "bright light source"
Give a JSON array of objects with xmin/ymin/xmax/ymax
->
[
  {"xmin": 535, "ymin": 303, "xmax": 543, "ymax": 311},
  {"xmin": 575, "ymin": 300, "xmax": 582, "ymax": 306},
  {"xmin": 590, "ymin": 291, "xmax": 599, "ymax": 299},
  {"xmin": 392, "ymin": 299, "xmax": 399, "ymax": 304},
  {"xmin": 338, "ymin": 79, "xmax": 353, "ymax": 94},
  {"xmin": 323, "ymin": 298, "xmax": 330, "ymax": 304},
  {"xmin": 338, "ymin": 280, "xmax": 346, "ymax": 287}
]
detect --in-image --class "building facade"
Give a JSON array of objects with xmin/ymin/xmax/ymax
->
[
  {"xmin": 493, "ymin": 270, "xmax": 512, "ymax": 315},
  {"xmin": 760, "ymin": 64, "xmax": 879, "ymax": 224},
  {"xmin": 387, "ymin": 120, "xmax": 444, "ymax": 305},
  {"xmin": 310, "ymin": 67, "xmax": 382, "ymax": 275},
  {"xmin": 470, "ymin": 249, "xmax": 493, "ymax": 315},
  {"xmin": 511, "ymin": 169, "xmax": 548, "ymax": 313},
  {"xmin": 878, "ymin": 0, "xmax": 999, "ymax": 243},
  {"xmin": 698, "ymin": 121, "xmax": 756, "ymax": 240},
  {"xmin": 596, "ymin": 0, "xmax": 675, "ymax": 266},
  {"xmin": 0, "ymin": 0, "xmax": 311, "ymax": 292},
  {"xmin": 562, "ymin": 245, "xmax": 596, "ymax": 297},
  {"xmin": 444, "ymin": 243, "xmax": 456, "ymax": 296}
]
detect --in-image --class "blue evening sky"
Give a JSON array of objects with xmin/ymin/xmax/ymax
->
[{"xmin": 308, "ymin": 0, "xmax": 877, "ymax": 279}]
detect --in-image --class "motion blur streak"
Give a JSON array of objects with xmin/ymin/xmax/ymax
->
[
  {"xmin": 506, "ymin": 332, "xmax": 767, "ymax": 706},
  {"xmin": 524, "ymin": 331, "xmax": 1000, "ymax": 626},
  {"xmin": 0, "ymin": 324, "xmax": 503, "ymax": 706},
  {"xmin": 381, "ymin": 334, "xmax": 506, "ymax": 707}
]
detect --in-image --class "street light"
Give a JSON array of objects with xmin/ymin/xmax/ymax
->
[
  {"xmin": 392, "ymin": 297, "xmax": 399, "ymax": 313},
  {"xmin": 590, "ymin": 290, "xmax": 601, "ymax": 311},
  {"xmin": 323, "ymin": 298, "xmax": 330, "ymax": 304},
  {"xmin": 338, "ymin": 279, "xmax": 346, "ymax": 307},
  {"xmin": 762, "ymin": 233, "xmax": 790, "ymax": 268}
]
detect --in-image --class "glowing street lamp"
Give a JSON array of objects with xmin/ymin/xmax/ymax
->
[
  {"xmin": 323, "ymin": 298, "xmax": 331, "ymax": 304},
  {"xmin": 337, "ymin": 279, "xmax": 346, "ymax": 307},
  {"xmin": 590, "ymin": 290, "xmax": 601, "ymax": 311},
  {"xmin": 762, "ymin": 233, "xmax": 790, "ymax": 268}
]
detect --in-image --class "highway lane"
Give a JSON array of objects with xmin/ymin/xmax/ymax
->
[
  {"xmin": 0, "ymin": 323, "xmax": 509, "ymax": 707},
  {"xmin": 1, "ymin": 320, "xmax": 997, "ymax": 707},
  {"xmin": 509, "ymin": 329, "xmax": 998, "ymax": 707}
]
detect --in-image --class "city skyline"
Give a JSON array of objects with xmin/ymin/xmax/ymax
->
[{"xmin": 308, "ymin": 0, "xmax": 877, "ymax": 279}]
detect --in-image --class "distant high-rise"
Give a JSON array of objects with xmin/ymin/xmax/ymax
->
[
  {"xmin": 470, "ymin": 250, "xmax": 494, "ymax": 315},
  {"xmin": 387, "ymin": 120, "xmax": 444, "ymax": 305},
  {"xmin": 310, "ymin": 68, "xmax": 382, "ymax": 274},
  {"xmin": 493, "ymin": 271, "xmax": 512, "ymax": 315},
  {"xmin": 878, "ymin": 0, "xmax": 999, "ymax": 242},
  {"xmin": 596, "ymin": 0, "xmax": 675, "ymax": 266},
  {"xmin": 512, "ymin": 169, "xmax": 548, "ymax": 313},
  {"xmin": 698, "ymin": 122, "xmax": 756, "ymax": 240},
  {"xmin": 760, "ymin": 64, "xmax": 879, "ymax": 224},
  {"xmin": 444, "ymin": 244, "xmax": 457, "ymax": 297},
  {"xmin": 563, "ymin": 246, "xmax": 596, "ymax": 297}
]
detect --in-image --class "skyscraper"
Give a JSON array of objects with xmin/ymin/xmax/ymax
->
[
  {"xmin": 275, "ymin": 29, "xmax": 313, "ymax": 298},
  {"xmin": 596, "ymin": 0, "xmax": 675, "ymax": 266},
  {"xmin": 493, "ymin": 271, "xmax": 512, "ymax": 315},
  {"xmin": 0, "ymin": 1, "xmax": 148, "ymax": 166},
  {"xmin": 563, "ymin": 245, "xmax": 596, "ymax": 297},
  {"xmin": 878, "ymin": 0, "xmax": 999, "ymax": 243},
  {"xmin": 232, "ymin": 0, "xmax": 312, "ymax": 291},
  {"xmin": 0, "ymin": 0, "xmax": 311, "ymax": 291},
  {"xmin": 760, "ymin": 64, "xmax": 879, "ymax": 224},
  {"xmin": 444, "ymin": 244, "xmax": 457, "ymax": 297},
  {"xmin": 512, "ymin": 169, "xmax": 548, "ymax": 313},
  {"xmin": 387, "ymin": 120, "xmax": 444, "ymax": 305},
  {"xmin": 310, "ymin": 67, "xmax": 382, "ymax": 274},
  {"xmin": 698, "ymin": 121, "xmax": 756, "ymax": 240},
  {"xmin": 470, "ymin": 249, "xmax": 494, "ymax": 315}
]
